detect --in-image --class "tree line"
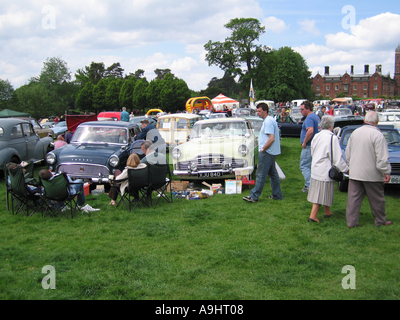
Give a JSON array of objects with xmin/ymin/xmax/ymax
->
[{"xmin": 0, "ymin": 18, "xmax": 315, "ymax": 119}]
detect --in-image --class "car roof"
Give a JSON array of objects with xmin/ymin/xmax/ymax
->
[
  {"xmin": 78, "ymin": 121, "xmax": 137, "ymax": 128},
  {"xmin": 158, "ymin": 113, "xmax": 201, "ymax": 120},
  {"xmin": 0, "ymin": 118, "xmax": 31, "ymax": 126},
  {"xmin": 195, "ymin": 117, "xmax": 249, "ymax": 124}
]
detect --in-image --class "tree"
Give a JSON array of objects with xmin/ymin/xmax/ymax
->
[
  {"xmin": 39, "ymin": 56, "xmax": 71, "ymax": 85},
  {"xmin": 265, "ymin": 47, "xmax": 312, "ymax": 102},
  {"xmin": 105, "ymin": 62, "xmax": 124, "ymax": 79},
  {"xmin": 154, "ymin": 68, "xmax": 173, "ymax": 80},
  {"xmin": 119, "ymin": 77, "xmax": 137, "ymax": 110},
  {"xmin": 14, "ymin": 83, "xmax": 52, "ymax": 119},
  {"xmin": 105, "ymin": 79, "xmax": 122, "ymax": 110},
  {"xmin": 0, "ymin": 79, "xmax": 14, "ymax": 109},
  {"xmin": 204, "ymin": 18, "xmax": 266, "ymax": 78},
  {"xmin": 75, "ymin": 62, "xmax": 106, "ymax": 86},
  {"xmin": 92, "ymin": 78, "xmax": 109, "ymax": 112},
  {"xmin": 75, "ymin": 82, "xmax": 94, "ymax": 111},
  {"xmin": 132, "ymin": 78, "xmax": 149, "ymax": 113}
]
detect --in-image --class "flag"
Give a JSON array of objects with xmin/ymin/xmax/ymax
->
[{"xmin": 249, "ymin": 79, "xmax": 255, "ymax": 109}]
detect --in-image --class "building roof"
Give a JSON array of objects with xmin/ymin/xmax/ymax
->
[{"xmin": 396, "ymin": 44, "xmax": 400, "ymax": 53}]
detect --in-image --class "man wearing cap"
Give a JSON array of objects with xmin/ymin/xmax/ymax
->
[{"xmin": 134, "ymin": 119, "xmax": 166, "ymax": 154}]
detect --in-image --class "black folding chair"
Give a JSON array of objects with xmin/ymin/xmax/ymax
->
[
  {"xmin": 6, "ymin": 163, "xmax": 41, "ymax": 216},
  {"xmin": 40, "ymin": 173, "xmax": 82, "ymax": 219},
  {"xmin": 147, "ymin": 163, "xmax": 173, "ymax": 206},
  {"xmin": 116, "ymin": 167, "xmax": 150, "ymax": 211}
]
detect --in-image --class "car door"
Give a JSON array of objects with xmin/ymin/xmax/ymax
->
[
  {"xmin": 10, "ymin": 124, "xmax": 27, "ymax": 159},
  {"xmin": 21, "ymin": 122, "xmax": 40, "ymax": 160}
]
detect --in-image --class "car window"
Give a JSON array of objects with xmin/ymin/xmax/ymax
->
[
  {"xmin": 30, "ymin": 120, "xmax": 41, "ymax": 130},
  {"xmin": 341, "ymin": 130, "xmax": 354, "ymax": 146},
  {"xmin": 382, "ymin": 130, "xmax": 400, "ymax": 145},
  {"xmin": 73, "ymin": 126, "xmax": 128, "ymax": 144},
  {"xmin": 0, "ymin": 126, "xmax": 3, "ymax": 138},
  {"xmin": 22, "ymin": 123, "xmax": 35, "ymax": 136},
  {"xmin": 11, "ymin": 124, "xmax": 23, "ymax": 139}
]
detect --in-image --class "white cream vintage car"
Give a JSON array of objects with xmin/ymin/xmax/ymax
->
[
  {"xmin": 157, "ymin": 113, "xmax": 202, "ymax": 148},
  {"xmin": 171, "ymin": 117, "xmax": 258, "ymax": 179}
]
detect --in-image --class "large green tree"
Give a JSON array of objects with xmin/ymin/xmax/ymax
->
[
  {"xmin": 132, "ymin": 78, "xmax": 149, "ymax": 113},
  {"xmin": 119, "ymin": 77, "xmax": 137, "ymax": 110},
  {"xmin": 0, "ymin": 79, "xmax": 14, "ymax": 109},
  {"xmin": 92, "ymin": 78, "xmax": 109, "ymax": 112},
  {"xmin": 75, "ymin": 81, "xmax": 94, "ymax": 111},
  {"xmin": 205, "ymin": 18, "xmax": 266, "ymax": 78},
  {"xmin": 105, "ymin": 79, "xmax": 122, "ymax": 110}
]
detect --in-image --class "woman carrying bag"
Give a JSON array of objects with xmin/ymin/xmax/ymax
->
[{"xmin": 307, "ymin": 115, "xmax": 348, "ymax": 222}]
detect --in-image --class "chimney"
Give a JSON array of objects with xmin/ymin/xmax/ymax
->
[
  {"xmin": 324, "ymin": 66, "xmax": 330, "ymax": 76},
  {"xmin": 375, "ymin": 64, "xmax": 382, "ymax": 75},
  {"xmin": 364, "ymin": 65, "xmax": 369, "ymax": 75},
  {"xmin": 350, "ymin": 65, "xmax": 354, "ymax": 75}
]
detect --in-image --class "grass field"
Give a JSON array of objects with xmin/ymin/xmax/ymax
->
[{"xmin": 1, "ymin": 137, "xmax": 399, "ymax": 300}]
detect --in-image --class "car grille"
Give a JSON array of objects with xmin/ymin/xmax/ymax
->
[
  {"xmin": 391, "ymin": 162, "xmax": 400, "ymax": 174},
  {"xmin": 57, "ymin": 164, "xmax": 110, "ymax": 179},
  {"xmin": 177, "ymin": 154, "xmax": 247, "ymax": 170}
]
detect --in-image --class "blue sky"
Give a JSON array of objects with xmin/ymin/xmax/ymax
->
[{"xmin": 0, "ymin": 0, "xmax": 399, "ymax": 93}]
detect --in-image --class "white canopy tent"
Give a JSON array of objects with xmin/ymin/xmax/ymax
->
[{"xmin": 211, "ymin": 94, "xmax": 240, "ymax": 112}]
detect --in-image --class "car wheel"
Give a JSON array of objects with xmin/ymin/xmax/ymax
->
[{"xmin": 338, "ymin": 179, "xmax": 349, "ymax": 192}]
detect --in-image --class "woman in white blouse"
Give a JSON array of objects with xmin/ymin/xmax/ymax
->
[
  {"xmin": 307, "ymin": 115, "xmax": 348, "ymax": 222},
  {"xmin": 108, "ymin": 153, "xmax": 147, "ymax": 205}
]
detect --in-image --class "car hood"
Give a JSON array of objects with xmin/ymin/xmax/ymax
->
[
  {"xmin": 388, "ymin": 145, "xmax": 400, "ymax": 162},
  {"xmin": 54, "ymin": 143, "xmax": 123, "ymax": 164},
  {"xmin": 178, "ymin": 136, "xmax": 254, "ymax": 157}
]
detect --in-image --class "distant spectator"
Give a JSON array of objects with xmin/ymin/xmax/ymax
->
[
  {"xmin": 120, "ymin": 107, "xmax": 130, "ymax": 122},
  {"xmin": 54, "ymin": 135, "xmax": 67, "ymax": 149}
]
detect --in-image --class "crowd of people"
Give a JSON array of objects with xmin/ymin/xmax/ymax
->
[
  {"xmin": 34, "ymin": 100, "xmax": 393, "ymax": 227},
  {"xmin": 242, "ymin": 100, "xmax": 392, "ymax": 228}
]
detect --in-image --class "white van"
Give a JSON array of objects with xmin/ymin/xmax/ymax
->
[
  {"xmin": 291, "ymin": 99, "xmax": 307, "ymax": 107},
  {"xmin": 255, "ymin": 100, "xmax": 275, "ymax": 109}
]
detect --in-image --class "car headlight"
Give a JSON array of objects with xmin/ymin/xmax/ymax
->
[
  {"xmin": 46, "ymin": 152, "xmax": 56, "ymax": 165},
  {"xmin": 190, "ymin": 162, "xmax": 198, "ymax": 171},
  {"xmin": 238, "ymin": 144, "xmax": 249, "ymax": 156},
  {"xmin": 172, "ymin": 147, "xmax": 182, "ymax": 159},
  {"xmin": 109, "ymin": 155, "xmax": 119, "ymax": 168}
]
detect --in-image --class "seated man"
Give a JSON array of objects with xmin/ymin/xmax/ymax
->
[
  {"xmin": 140, "ymin": 141, "xmax": 168, "ymax": 165},
  {"xmin": 38, "ymin": 169, "xmax": 100, "ymax": 213},
  {"xmin": 134, "ymin": 119, "xmax": 166, "ymax": 154}
]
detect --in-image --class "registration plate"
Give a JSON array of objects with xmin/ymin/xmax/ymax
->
[
  {"xmin": 197, "ymin": 172, "xmax": 223, "ymax": 178},
  {"xmin": 389, "ymin": 175, "xmax": 400, "ymax": 184}
]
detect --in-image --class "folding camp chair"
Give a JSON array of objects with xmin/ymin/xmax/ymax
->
[
  {"xmin": 6, "ymin": 163, "xmax": 41, "ymax": 216},
  {"xmin": 147, "ymin": 163, "xmax": 173, "ymax": 206},
  {"xmin": 116, "ymin": 167, "xmax": 151, "ymax": 211},
  {"xmin": 40, "ymin": 173, "xmax": 82, "ymax": 219}
]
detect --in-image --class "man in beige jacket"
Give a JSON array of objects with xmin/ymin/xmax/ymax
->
[{"xmin": 345, "ymin": 111, "xmax": 392, "ymax": 228}]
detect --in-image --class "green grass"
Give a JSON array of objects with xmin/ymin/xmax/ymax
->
[{"xmin": 1, "ymin": 137, "xmax": 399, "ymax": 300}]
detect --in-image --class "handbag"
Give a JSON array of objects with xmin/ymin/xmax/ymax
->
[{"xmin": 328, "ymin": 134, "xmax": 344, "ymax": 181}]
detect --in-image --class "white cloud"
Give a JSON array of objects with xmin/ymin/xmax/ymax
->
[
  {"xmin": 298, "ymin": 19, "xmax": 320, "ymax": 35},
  {"xmin": 295, "ymin": 12, "xmax": 400, "ymax": 78},
  {"xmin": 263, "ymin": 16, "xmax": 289, "ymax": 34}
]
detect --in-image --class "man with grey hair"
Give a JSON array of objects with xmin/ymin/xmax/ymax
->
[
  {"xmin": 345, "ymin": 111, "xmax": 392, "ymax": 228},
  {"xmin": 120, "ymin": 107, "xmax": 130, "ymax": 122}
]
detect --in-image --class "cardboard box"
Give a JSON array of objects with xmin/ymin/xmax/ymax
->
[
  {"xmin": 167, "ymin": 180, "xmax": 189, "ymax": 192},
  {"xmin": 83, "ymin": 183, "xmax": 90, "ymax": 196},
  {"xmin": 225, "ymin": 180, "xmax": 237, "ymax": 194}
]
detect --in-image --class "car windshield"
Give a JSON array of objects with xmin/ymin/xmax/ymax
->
[
  {"xmin": 55, "ymin": 121, "xmax": 66, "ymax": 127},
  {"xmin": 72, "ymin": 126, "xmax": 128, "ymax": 144},
  {"xmin": 335, "ymin": 108, "xmax": 352, "ymax": 116},
  {"xmin": 379, "ymin": 114, "xmax": 400, "ymax": 122},
  {"xmin": 342, "ymin": 128, "xmax": 400, "ymax": 146},
  {"xmin": 248, "ymin": 119, "xmax": 263, "ymax": 132},
  {"xmin": 190, "ymin": 121, "xmax": 250, "ymax": 138}
]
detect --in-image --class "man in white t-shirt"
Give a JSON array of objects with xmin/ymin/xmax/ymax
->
[{"xmin": 243, "ymin": 102, "xmax": 283, "ymax": 203}]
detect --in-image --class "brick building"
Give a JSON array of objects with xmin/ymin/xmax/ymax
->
[{"xmin": 312, "ymin": 46, "xmax": 400, "ymax": 99}]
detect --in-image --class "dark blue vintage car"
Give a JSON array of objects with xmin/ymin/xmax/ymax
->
[
  {"xmin": 337, "ymin": 124, "xmax": 400, "ymax": 191},
  {"xmin": 46, "ymin": 121, "xmax": 142, "ymax": 184},
  {"xmin": 0, "ymin": 118, "xmax": 54, "ymax": 173}
]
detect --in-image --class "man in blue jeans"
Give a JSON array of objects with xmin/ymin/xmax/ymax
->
[
  {"xmin": 299, "ymin": 101, "xmax": 321, "ymax": 193},
  {"xmin": 243, "ymin": 102, "xmax": 283, "ymax": 203},
  {"xmin": 39, "ymin": 170, "xmax": 100, "ymax": 213}
]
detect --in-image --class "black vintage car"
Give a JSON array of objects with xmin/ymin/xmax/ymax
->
[
  {"xmin": 278, "ymin": 114, "xmax": 364, "ymax": 138},
  {"xmin": 45, "ymin": 121, "xmax": 142, "ymax": 185}
]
